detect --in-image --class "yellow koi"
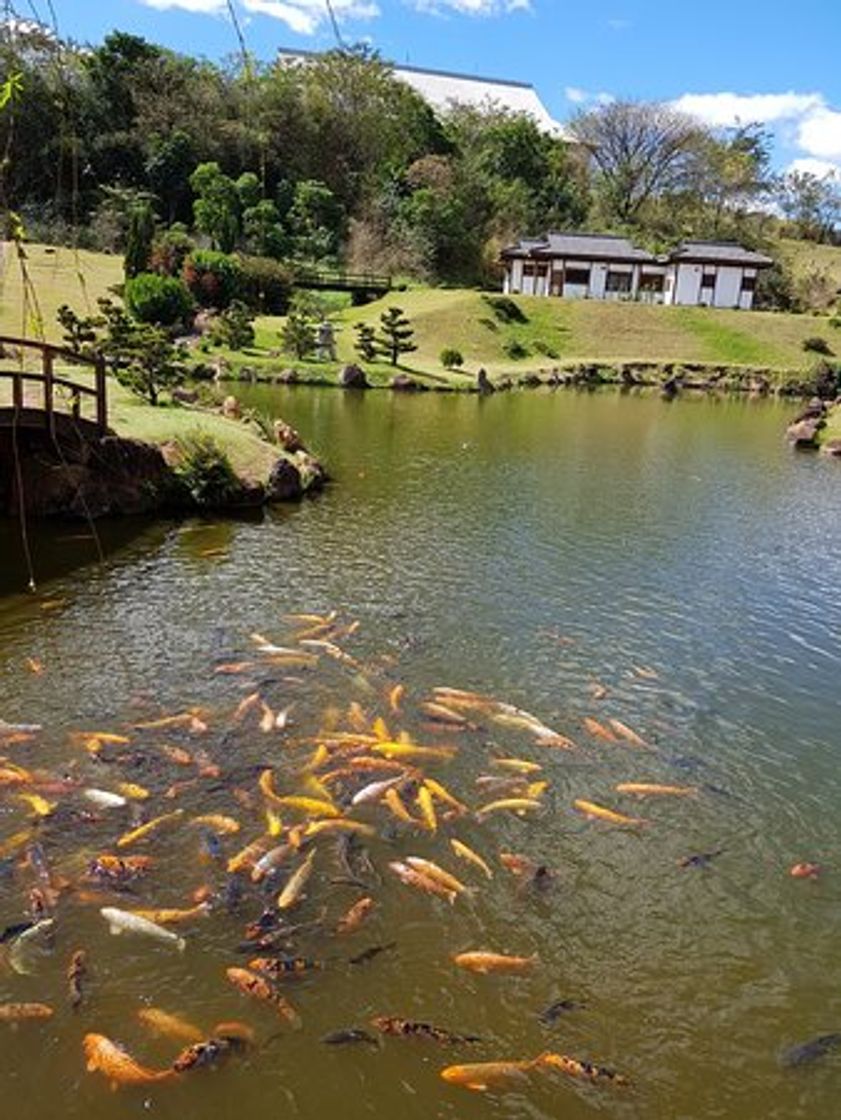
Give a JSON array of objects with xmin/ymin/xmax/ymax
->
[
  {"xmin": 136, "ymin": 1007, "xmax": 204, "ymax": 1044},
  {"xmin": 129, "ymin": 904, "xmax": 210, "ymax": 926},
  {"xmin": 383, "ymin": 787, "xmax": 416, "ymax": 824},
  {"xmin": 388, "ymin": 684, "xmax": 405, "ymax": 713},
  {"xmin": 608, "ymin": 719, "xmax": 648, "ymax": 747},
  {"xmin": 303, "ymin": 819, "xmax": 375, "ymax": 839},
  {"xmin": 17, "ymin": 793, "xmax": 54, "ymax": 817},
  {"xmin": 265, "ymin": 809, "xmax": 283, "ymax": 837},
  {"xmin": 614, "ymin": 782, "xmax": 696, "ymax": 797},
  {"xmin": 372, "ymin": 716, "xmax": 391, "ymax": 741},
  {"xmin": 453, "ymin": 951, "xmax": 537, "ymax": 974},
  {"xmin": 227, "ymin": 836, "xmax": 271, "ymax": 874},
  {"xmin": 491, "ymin": 758, "xmax": 542, "ymax": 775},
  {"xmin": 424, "ymin": 777, "xmax": 468, "ymax": 814},
  {"xmin": 475, "ymin": 798, "xmax": 543, "ymax": 818},
  {"xmin": 116, "ymin": 782, "xmax": 150, "ymax": 800},
  {"xmin": 450, "ymin": 838, "xmax": 493, "ymax": 879},
  {"xmin": 440, "ymin": 1054, "xmax": 549, "ymax": 1092},
  {"xmin": 190, "ymin": 815, "xmax": 241, "ymax": 834},
  {"xmin": 416, "ymin": 785, "xmax": 438, "ymax": 832},
  {"xmin": 270, "ymin": 796, "xmax": 340, "ymax": 819},
  {"xmin": 574, "ymin": 799, "xmax": 647, "ymax": 826},
  {"xmin": 0, "ymin": 829, "xmax": 32, "ymax": 858},
  {"xmin": 405, "ymin": 857, "xmax": 467, "ymax": 895},
  {"xmin": 116, "ymin": 811, "xmax": 184, "ymax": 848},
  {"xmin": 372, "ymin": 741, "xmax": 456, "ymax": 762},
  {"xmin": 277, "ymin": 848, "xmax": 316, "ymax": 910}
]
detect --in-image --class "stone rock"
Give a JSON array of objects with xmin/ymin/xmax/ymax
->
[
  {"xmin": 519, "ymin": 373, "xmax": 543, "ymax": 388},
  {"xmin": 266, "ymin": 457, "xmax": 304, "ymax": 501},
  {"xmin": 661, "ymin": 376, "xmax": 680, "ymax": 399},
  {"xmin": 278, "ymin": 368, "xmax": 299, "ymax": 384},
  {"xmin": 273, "ymin": 419, "xmax": 307, "ymax": 453},
  {"xmin": 338, "ymin": 364, "xmax": 369, "ymax": 389},
  {"xmin": 194, "ymin": 309, "xmax": 216, "ymax": 336},
  {"xmin": 391, "ymin": 373, "xmax": 424, "ymax": 392},
  {"xmin": 821, "ymin": 438, "xmax": 841, "ymax": 458},
  {"xmin": 786, "ymin": 418, "xmax": 822, "ymax": 448},
  {"xmin": 221, "ymin": 396, "xmax": 241, "ymax": 419},
  {"xmin": 495, "ymin": 376, "xmax": 513, "ymax": 391},
  {"xmin": 476, "ymin": 368, "xmax": 495, "ymax": 394}
]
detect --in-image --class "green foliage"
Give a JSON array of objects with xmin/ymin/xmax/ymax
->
[
  {"xmin": 483, "ymin": 295, "xmax": 528, "ymax": 324},
  {"xmin": 810, "ymin": 359, "xmax": 841, "ymax": 399},
  {"xmin": 151, "ymin": 227, "xmax": 195, "ymax": 277},
  {"xmin": 439, "ymin": 347, "xmax": 464, "ymax": 369},
  {"xmin": 281, "ymin": 311, "xmax": 316, "ymax": 360},
  {"xmin": 503, "ymin": 339, "xmax": 530, "ymax": 360},
  {"xmin": 57, "ymin": 304, "xmax": 100, "ymax": 355},
  {"xmin": 182, "ymin": 250, "xmax": 243, "ymax": 308},
  {"xmin": 755, "ymin": 263, "xmax": 799, "ymax": 312},
  {"xmin": 377, "ymin": 306, "xmax": 417, "ymax": 366},
  {"xmin": 237, "ymin": 255, "xmax": 293, "ymax": 314},
  {"xmin": 96, "ymin": 298, "xmax": 188, "ymax": 406},
  {"xmin": 802, "ymin": 336, "xmax": 833, "ymax": 356},
  {"xmin": 173, "ymin": 431, "xmax": 240, "ymax": 508},
  {"xmin": 125, "ymin": 272, "xmax": 193, "ymax": 325},
  {"xmin": 124, "ymin": 201, "xmax": 155, "ymax": 280},
  {"xmin": 190, "ymin": 162, "xmax": 240, "ymax": 252},
  {"xmin": 354, "ymin": 322, "xmax": 378, "ymax": 362},
  {"xmin": 288, "ymin": 179, "xmax": 343, "ymax": 263},
  {"xmin": 208, "ymin": 300, "xmax": 255, "ymax": 350},
  {"xmin": 533, "ymin": 340, "xmax": 559, "ymax": 359}
]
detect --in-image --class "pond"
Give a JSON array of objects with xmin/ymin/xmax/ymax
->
[{"xmin": 1, "ymin": 388, "xmax": 840, "ymax": 1120}]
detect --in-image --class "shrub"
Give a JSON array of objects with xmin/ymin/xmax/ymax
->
[
  {"xmin": 173, "ymin": 432, "xmax": 240, "ymax": 508},
  {"xmin": 478, "ymin": 317, "xmax": 499, "ymax": 332},
  {"xmin": 533, "ymin": 340, "xmax": 559, "ymax": 359},
  {"xmin": 182, "ymin": 250, "xmax": 243, "ymax": 309},
  {"xmin": 810, "ymin": 359, "xmax": 841, "ymax": 400},
  {"xmin": 802, "ymin": 336, "xmax": 833, "ymax": 355},
  {"xmin": 151, "ymin": 227, "xmax": 195, "ymax": 277},
  {"xmin": 281, "ymin": 312, "xmax": 316, "ymax": 359},
  {"xmin": 503, "ymin": 339, "xmax": 530, "ymax": 360},
  {"xmin": 125, "ymin": 273, "xmax": 193, "ymax": 326},
  {"xmin": 483, "ymin": 294, "xmax": 528, "ymax": 324},
  {"xmin": 209, "ymin": 300, "xmax": 255, "ymax": 351},
  {"xmin": 237, "ymin": 254, "xmax": 294, "ymax": 314},
  {"xmin": 440, "ymin": 347, "xmax": 464, "ymax": 369}
]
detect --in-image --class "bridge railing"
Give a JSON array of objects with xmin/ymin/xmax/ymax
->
[
  {"xmin": 0, "ymin": 337, "xmax": 107, "ymax": 435},
  {"xmin": 294, "ymin": 270, "xmax": 392, "ymax": 292}
]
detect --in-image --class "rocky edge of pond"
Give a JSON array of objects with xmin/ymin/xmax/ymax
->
[
  {"xmin": 208, "ymin": 358, "xmax": 827, "ymax": 399},
  {"xmin": 785, "ymin": 398, "xmax": 841, "ymax": 456},
  {"xmin": 0, "ymin": 405, "xmax": 327, "ymax": 520}
]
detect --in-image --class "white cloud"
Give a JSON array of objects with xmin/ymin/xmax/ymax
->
[
  {"xmin": 797, "ymin": 107, "xmax": 841, "ymax": 162},
  {"xmin": 410, "ymin": 0, "xmax": 531, "ymax": 15},
  {"xmin": 672, "ymin": 91, "xmax": 824, "ymax": 127},
  {"xmin": 138, "ymin": 0, "xmax": 379, "ymax": 32},
  {"xmin": 565, "ymin": 86, "xmax": 613, "ymax": 107},
  {"xmin": 787, "ymin": 157, "xmax": 841, "ymax": 180}
]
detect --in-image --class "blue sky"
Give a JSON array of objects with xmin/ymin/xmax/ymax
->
[{"xmin": 38, "ymin": 0, "xmax": 841, "ymax": 175}]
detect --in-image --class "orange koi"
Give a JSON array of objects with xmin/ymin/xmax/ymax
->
[
  {"xmin": 0, "ymin": 1002, "xmax": 54, "ymax": 1022},
  {"xmin": 116, "ymin": 811, "xmax": 184, "ymax": 848},
  {"xmin": 583, "ymin": 717, "xmax": 618, "ymax": 742},
  {"xmin": 336, "ymin": 896, "xmax": 375, "ymax": 934},
  {"xmin": 137, "ymin": 1008, "xmax": 204, "ymax": 1044},
  {"xmin": 225, "ymin": 968, "xmax": 301, "ymax": 1025},
  {"xmin": 83, "ymin": 1033, "xmax": 175, "ymax": 1086},
  {"xmin": 452, "ymin": 951, "xmax": 536, "ymax": 974},
  {"xmin": 573, "ymin": 799, "xmax": 647, "ymax": 826}
]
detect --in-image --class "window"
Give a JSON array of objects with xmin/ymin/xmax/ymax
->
[
  {"xmin": 523, "ymin": 263, "xmax": 536, "ymax": 277},
  {"xmin": 701, "ymin": 271, "xmax": 716, "ymax": 289},
  {"xmin": 564, "ymin": 268, "xmax": 590, "ymax": 286},
  {"xmin": 741, "ymin": 274, "xmax": 756, "ymax": 292},
  {"xmin": 639, "ymin": 272, "xmax": 664, "ymax": 292},
  {"xmin": 606, "ymin": 271, "xmax": 632, "ymax": 293}
]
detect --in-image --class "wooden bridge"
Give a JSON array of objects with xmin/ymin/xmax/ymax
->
[
  {"xmin": 0, "ymin": 336, "xmax": 108, "ymax": 438},
  {"xmin": 294, "ymin": 269, "xmax": 393, "ymax": 303}
]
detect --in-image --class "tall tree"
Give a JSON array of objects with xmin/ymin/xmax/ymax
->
[
  {"xmin": 377, "ymin": 306, "xmax": 417, "ymax": 366},
  {"xmin": 777, "ymin": 170, "xmax": 841, "ymax": 242},
  {"xmin": 570, "ymin": 101, "xmax": 703, "ymax": 223},
  {"xmin": 190, "ymin": 162, "xmax": 239, "ymax": 252},
  {"xmin": 123, "ymin": 200, "xmax": 155, "ymax": 279}
]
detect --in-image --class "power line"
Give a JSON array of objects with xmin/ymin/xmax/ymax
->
[{"xmin": 325, "ymin": 0, "xmax": 345, "ymax": 50}]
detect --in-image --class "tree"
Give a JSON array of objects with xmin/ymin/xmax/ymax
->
[
  {"xmin": 287, "ymin": 179, "xmax": 343, "ymax": 262},
  {"xmin": 124, "ymin": 200, "xmax": 155, "ymax": 279},
  {"xmin": 209, "ymin": 300, "xmax": 256, "ymax": 350},
  {"xmin": 354, "ymin": 321, "xmax": 378, "ymax": 362},
  {"xmin": 96, "ymin": 298, "xmax": 187, "ymax": 406},
  {"xmin": 280, "ymin": 311, "xmax": 315, "ymax": 360},
  {"xmin": 570, "ymin": 100, "xmax": 703, "ymax": 223},
  {"xmin": 190, "ymin": 162, "xmax": 240, "ymax": 251},
  {"xmin": 377, "ymin": 307, "xmax": 416, "ymax": 366},
  {"xmin": 777, "ymin": 170, "xmax": 841, "ymax": 242}
]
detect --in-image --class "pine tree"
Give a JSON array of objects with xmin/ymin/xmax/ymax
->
[
  {"xmin": 376, "ymin": 307, "xmax": 417, "ymax": 367},
  {"xmin": 123, "ymin": 201, "xmax": 155, "ymax": 280},
  {"xmin": 280, "ymin": 312, "xmax": 315, "ymax": 360},
  {"xmin": 354, "ymin": 321, "xmax": 378, "ymax": 362}
]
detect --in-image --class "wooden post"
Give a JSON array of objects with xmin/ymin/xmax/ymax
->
[
  {"xmin": 95, "ymin": 355, "xmax": 107, "ymax": 434},
  {"xmin": 42, "ymin": 347, "xmax": 55, "ymax": 436},
  {"xmin": 11, "ymin": 370, "xmax": 22, "ymax": 414}
]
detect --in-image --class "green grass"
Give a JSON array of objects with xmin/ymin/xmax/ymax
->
[
  {"xmin": 0, "ymin": 242, "xmax": 123, "ymax": 341},
  {"xmin": 779, "ymin": 237, "xmax": 841, "ymax": 297}
]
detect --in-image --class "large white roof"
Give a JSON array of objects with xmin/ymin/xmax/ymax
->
[{"xmin": 277, "ymin": 49, "xmax": 568, "ymax": 140}]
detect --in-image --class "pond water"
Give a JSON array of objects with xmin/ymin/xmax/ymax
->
[{"xmin": 1, "ymin": 388, "xmax": 841, "ymax": 1120}]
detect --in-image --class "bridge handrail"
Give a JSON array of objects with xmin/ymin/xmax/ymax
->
[
  {"xmin": 0, "ymin": 336, "xmax": 107, "ymax": 434},
  {"xmin": 294, "ymin": 270, "xmax": 392, "ymax": 287}
]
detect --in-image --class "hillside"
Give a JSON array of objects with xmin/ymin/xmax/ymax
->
[{"xmin": 2, "ymin": 243, "xmax": 840, "ymax": 380}]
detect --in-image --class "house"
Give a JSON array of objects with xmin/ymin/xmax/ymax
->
[
  {"xmin": 501, "ymin": 233, "xmax": 774, "ymax": 310},
  {"xmin": 276, "ymin": 48, "xmax": 569, "ymax": 139}
]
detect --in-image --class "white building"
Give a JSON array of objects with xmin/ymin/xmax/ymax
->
[
  {"xmin": 276, "ymin": 49, "xmax": 569, "ymax": 139},
  {"xmin": 501, "ymin": 233, "xmax": 774, "ymax": 310}
]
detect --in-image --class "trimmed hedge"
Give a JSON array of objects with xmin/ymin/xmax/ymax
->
[{"xmin": 124, "ymin": 272, "xmax": 193, "ymax": 326}]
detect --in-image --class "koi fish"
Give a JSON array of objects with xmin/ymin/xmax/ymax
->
[
  {"xmin": 491, "ymin": 759, "xmax": 542, "ymax": 775},
  {"xmin": 420, "ymin": 703, "xmax": 478, "ymax": 729},
  {"xmin": 134, "ymin": 712, "xmax": 200, "ymax": 730},
  {"xmin": 405, "ymin": 857, "xmax": 467, "ymax": 896},
  {"xmin": 67, "ymin": 950, "xmax": 86, "ymax": 1010},
  {"xmin": 538, "ymin": 1051, "xmax": 628, "ymax": 1086},
  {"xmin": 351, "ymin": 774, "xmax": 408, "ymax": 806},
  {"xmin": 83, "ymin": 1033, "xmax": 175, "ymax": 1086},
  {"xmin": 8, "ymin": 918, "xmax": 55, "ymax": 975},
  {"xmin": 0, "ymin": 829, "xmax": 32, "ymax": 858},
  {"xmin": 17, "ymin": 792, "xmax": 54, "ymax": 817},
  {"xmin": 248, "ymin": 956, "xmax": 322, "ymax": 979},
  {"xmin": 372, "ymin": 1016, "xmax": 481, "ymax": 1044},
  {"xmin": 84, "ymin": 789, "xmax": 128, "ymax": 809},
  {"xmin": 116, "ymin": 810, "xmax": 184, "ymax": 848},
  {"xmin": 476, "ymin": 798, "xmax": 543, "ymax": 818},
  {"xmin": 781, "ymin": 1033, "xmax": 841, "ymax": 1067},
  {"xmin": 25, "ymin": 657, "xmax": 45, "ymax": 675},
  {"xmin": 608, "ymin": 719, "xmax": 648, "ymax": 747},
  {"xmin": 388, "ymin": 684, "xmax": 405, "ymax": 713},
  {"xmin": 790, "ymin": 862, "xmax": 822, "ymax": 880},
  {"xmin": 573, "ymin": 799, "xmax": 647, "ymax": 826},
  {"xmin": 440, "ymin": 1053, "xmax": 551, "ymax": 1092},
  {"xmin": 117, "ymin": 782, "xmax": 150, "ymax": 801},
  {"xmin": 383, "ymin": 787, "xmax": 417, "ymax": 824},
  {"xmin": 277, "ymin": 848, "xmax": 317, "ymax": 910},
  {"xmin": 228, "ymin": 836, "xmax": 271, "ymax": 874},
  {"xmin": 349, "ymin": 942, "xmax": 396, "ymax": 965},
  {"xmin": 128, "ymin": 904, "xmax": 210, "ymax": 926},
  {"xmin": 100, "ymin": 908, "xmax": 186, "ymax": 951},
  {"xmin": 538, "ymin": 999, "xmax": 587, "ymax": 1024},
  {"xmin": 336, "ymin": 896, "xmax": 375, "ymax": 934},
  {"xmin": 172, "ymin": 1034, "xmax": 249, "ymax": 1073},
  {"xmin": 372, "ymin": 742, "xmax": 457, "ymax": 762},
  {"xmin": 137, "ymin": 1008, "xmax": 204, "ymax": 1044},
  {"xmin": 0, "ymin": 1002, "xmax": 54, "ymax": 1022},
  {"xmin": 582, "ymin": 717, "xmax": 618, "ymax": 742},
  {"xmin": 389, "ymin": 861, "xmax": 456, "ymax": 904},
  {"xmin": 614, "ymin": 783, "xmax": 696, "ymax": 797},
  {"xmin": 452, "ymin": 951, "xmax": 536, "ymax": 974},
  {"xmin": 251, "ymin": 843, "xmax": 293, "ymax": 882},
  {"xmin": 162, "ymin": 745, "xmax": 193, "ymax": 766},
  {"xmin": 416, "ymin": 785, "xmax": 438, "ymax": 832},
  {"xmin": 424, "ymin": 777, "xmax": 468, "ymax": 814},
  {"xmin": 322, "ymin": 1028, "xmax": 379, "ymax": 1046},
  {"xmin": 225, "ymin": 968, "xmax": 300, "ymax": 1025},
  {"xmin": 214, "ymin": 661, "xmax": 255, "ymax": 675},
  {"xmin": 450, "ymin": 839, "xmax": 493, "ymax": 879},
  {"xmin": 190, "ymin": 814, "xmax": 241, "ymax": 834}
]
